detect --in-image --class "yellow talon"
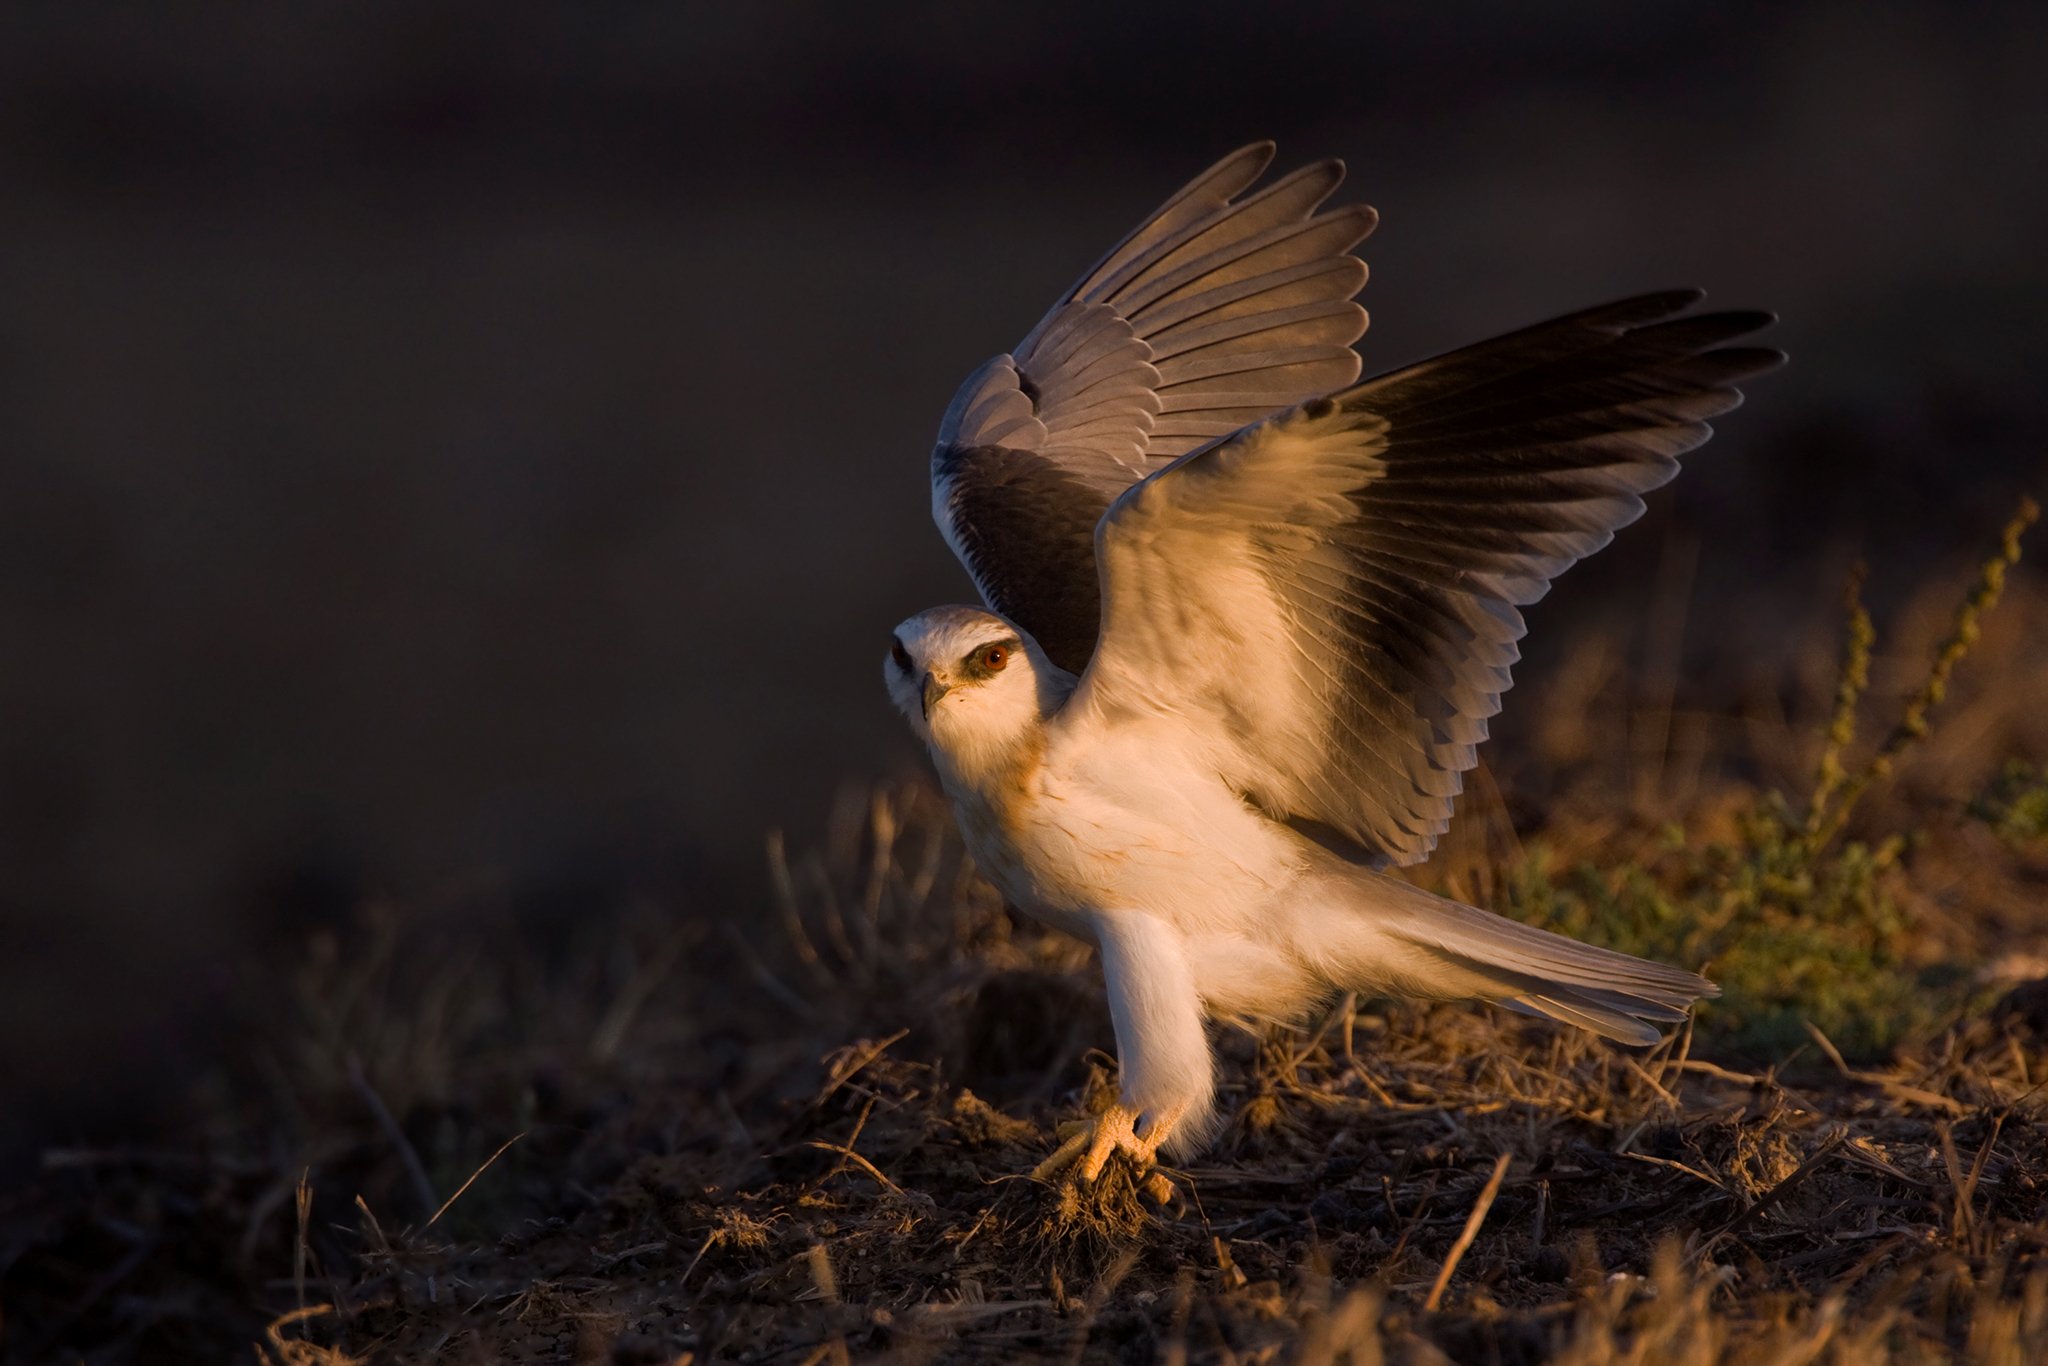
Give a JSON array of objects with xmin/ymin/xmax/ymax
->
[{"xmin": 1030, "ymin": 1102, "xmax": 1187, "ymax": 1184}]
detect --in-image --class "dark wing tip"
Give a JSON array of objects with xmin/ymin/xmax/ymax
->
[
  {"xmin": 1629, "ymin": 303, "xmax": 1786, "ymax": 381},
  {"xmin": 1709, "ymin": 344, "xmax": 1789, "ymax": 381},
  {"xmin": 1609, "ymin": 287, "xmax": 1709, "ymax": 319},
  {"xmin": 1631, "ymin": 308, "xmax": 1781, "ymax": 353},
  {"xmin": 1684, "ymin": 307, "xmax": 1779, "ymax": 337}
]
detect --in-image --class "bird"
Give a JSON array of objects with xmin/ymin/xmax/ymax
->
[{"xmin": 883, "ymin": 143, "xmax": 1782, "ymax": 1185}]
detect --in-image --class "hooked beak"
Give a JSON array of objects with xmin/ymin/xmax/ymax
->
[{"xmin": 920, "ymin": 670, "xmax": 950, "ymax": 720}]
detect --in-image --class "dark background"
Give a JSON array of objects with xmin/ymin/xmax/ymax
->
[{"xmin": 2, "ymin": 1, "xmax": 2043, "ymax": 1172}]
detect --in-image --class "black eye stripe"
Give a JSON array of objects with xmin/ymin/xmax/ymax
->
[{"xmin": 889, "ymin": 635, "xmax": 912, "ymax": 670}]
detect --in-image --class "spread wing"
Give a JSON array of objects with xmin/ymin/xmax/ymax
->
[
  {"xmin": 931, "ymin": 143, "xmax": 1377, "ymax": 672},
  {"xmin": 1059, "ymin": 291, "xmax": 1784, "ymax": 867}
]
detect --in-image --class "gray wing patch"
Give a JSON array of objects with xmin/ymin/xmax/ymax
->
[
  {"xmin": 941, "ymin": 356, "xmax": 1047, "ymax": 452},
  {"xmin": 929, "ymin": 144, "xmax": 1377, "ymax": 666}
]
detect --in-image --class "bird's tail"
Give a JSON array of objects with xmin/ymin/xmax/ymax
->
[{"xmin": 1310, "ymin": 860, "xmax": 1716, "ymax": 1045}]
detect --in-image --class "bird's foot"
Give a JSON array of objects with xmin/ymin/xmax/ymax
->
[{"xmin": 1031, "ymin": 1101, "xmax": 1183, "ymax": 1199}]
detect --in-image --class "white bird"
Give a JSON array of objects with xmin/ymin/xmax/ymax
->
[{"xmin": 884, "ymin": 144, "xmax": 1781, "ymax": 1184}]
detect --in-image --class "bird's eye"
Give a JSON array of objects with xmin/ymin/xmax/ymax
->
[
  {"xmin": 982, "ymin": 645, "xmax": 1008, "ymax": 671},
  {"xmin": 889, "ymin": 637, "xmax": 911, "ymax": 671}
]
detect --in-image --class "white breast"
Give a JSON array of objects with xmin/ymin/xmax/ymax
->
[{"xmin": 954, "ymin": 719, "xmax": 1293, "ymax": 928}]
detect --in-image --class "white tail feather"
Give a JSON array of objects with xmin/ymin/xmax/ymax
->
[{"xmin": 1313, "ymin": 855, "xmax": 1716, "ymax": 1046}]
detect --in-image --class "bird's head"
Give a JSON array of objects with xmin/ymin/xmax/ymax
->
[{"xmin": 884, "ymin": 605, "xmax": 1068, "ymax": 776}]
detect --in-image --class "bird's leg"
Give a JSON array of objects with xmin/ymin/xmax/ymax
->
[{"xmin": 1033, "ymin": 912, "xmax": 1212, "ymax": 1190}]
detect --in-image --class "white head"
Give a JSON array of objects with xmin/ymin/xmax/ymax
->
[{"xmin": 884, "ymin": 605, "xmax": 1066, "ymax": 779}]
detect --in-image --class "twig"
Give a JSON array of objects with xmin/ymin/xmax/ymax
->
[
  {"xmin": 810, "ymin": 1029, "xmax": 910, "ymax": 1110},
  {"xmin": 295, "ymin": 1169, "xmax": 313, "ymax": 1311},
  {"xmin": 1619, "ymin": 1151, "xmax": 1729, "ymax": 1191},
  {"xmin": 425, "ymin": 1131, "xmax": 526, "ymax": 1230},
  {"xmin": 801, "ymin": 1141, "xmax": 906, "ymax": 1198},
  {"xmin": 346, "ymin": 1053, "xmax": 438, "ymax": 1220},
  {"xmin": 354, "ymin": 1195, "xmax": 393, "ymax": 1257},
  {"xmin": 593, "ymin": 1240, "xmax": 670, "ymax": 1271},
  {"xmin": 805, "ymin": 1244, "xmax": 852, "ymax": 1366},
  {"xmin": 1943, "ymin": 1113, "xmax": 2005, "ymax": 1245},
  {"xmin": 1424, "ymin": 1153, "xmax": 1512, "ymax": 1311},
  {"xmin": 1289, "ymin": 995, "xmax": 1354, "ymax": 1071},
  {"xmin": 1804, "ymin": 1019, "xmax": 1855, "ymax": 1077},
  {"xmin": 1655, "ymin": 1010, "xmax": 1696, "ymax": 1093},
  {"xmin": 1619, "ymin": 1055, "xmax": 1680, "ymax": 1110},
  {"xmin": 1676, "ymin": 1058, "xmax": 1766, "ymax": 1087},
  {"xmin": 1805, "ymin": 1020, "xmax": 1966, "ymax": 1113},
  {"xmin": 676, "ymin": 1229, "xmax": 721, "ymax": 1290}
]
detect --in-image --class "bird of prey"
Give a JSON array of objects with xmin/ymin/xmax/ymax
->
[{"xmin": 884, "ymin": 143, "xmax": 1781, "ymax": 1184}]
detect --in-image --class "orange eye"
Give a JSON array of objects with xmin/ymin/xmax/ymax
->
[{"xmin": 983, "ymin": 645, "xmax": 1008, "ymax": 670}]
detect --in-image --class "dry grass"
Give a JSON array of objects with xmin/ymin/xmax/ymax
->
[{"xmin": 4, "ymin": 511, "xmax": 2048, "ymax": 1364}]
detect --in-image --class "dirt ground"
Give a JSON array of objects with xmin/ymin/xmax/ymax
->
[{"xmin": 5, "ymin": 535, "xmax": 2048, "ymax": 1365}]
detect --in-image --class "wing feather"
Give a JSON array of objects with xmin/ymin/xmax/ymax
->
[
  {"xmin": 931, "ymin": 146, "xmax": 1376, "ymax": 672},
  {"xmin": 1060, "ymin": 293, "xmax": 1783, "ymax": 866},
  {"xmin": 1065, "ymin": 143, "xmax": 1279, "ymax": 301},
  {"xmin": 1132, "ymin": 258, "xmax": 1369, "ymax": 335},
  {"xmin": 1074, "ymin": 160, "xmax": 1348, "ymax": 309}
]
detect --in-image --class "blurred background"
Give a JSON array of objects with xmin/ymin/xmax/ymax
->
[{"xmin": 0, "ymin": 1, "xmax": 2042, "ymax": 1173}]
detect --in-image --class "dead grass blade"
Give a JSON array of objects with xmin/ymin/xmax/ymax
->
[
  {"xmin": 424, "ymin": 1131, "xmax": 526, "ymax": 1230},
  {"xmin": 1424, "ymin": 1152, "xmax": 1512, "ymax": 1312}
]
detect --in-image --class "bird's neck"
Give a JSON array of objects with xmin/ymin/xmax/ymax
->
[
  {"xmin": 929, "ymin": 723, "xmax": 1045, "ymax": 809},
  {"xmin": 927, "ymin": 661, "xmax": 1072, "ymax": 801}
]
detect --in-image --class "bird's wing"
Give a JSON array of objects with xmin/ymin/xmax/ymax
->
[
  {"xmin": 932, "ymin": 143, "xmax": 1376, "ymax": 672},
  {"xmin": 1058, "ymin": 292, "xmax": 1783, "ymax": 867}
]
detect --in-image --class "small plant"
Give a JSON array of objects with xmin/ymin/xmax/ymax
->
[
  {"xmin": 1970, "ymin": 760, "xmax": 2048, "ymax": 849},
  {"xmin": 1506, "ymin": 497, "xmax": 2038, "ymax": 1061},
  {"xmin": 1804, "ymin": 496, "xmax": 2040, "ymax": 851}
]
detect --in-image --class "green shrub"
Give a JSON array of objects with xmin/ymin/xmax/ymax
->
[
  {"xmin": 1509, "ymin": 497, "xmax": 2037, "ymax": 1062},
  {"xmin": 1970, "ymin": 759, "xmax": 2048, "ymax": 848},
  {"xmin": 1502, "ymin": 800, "xmax": 1935, "ymax": 1060}
]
